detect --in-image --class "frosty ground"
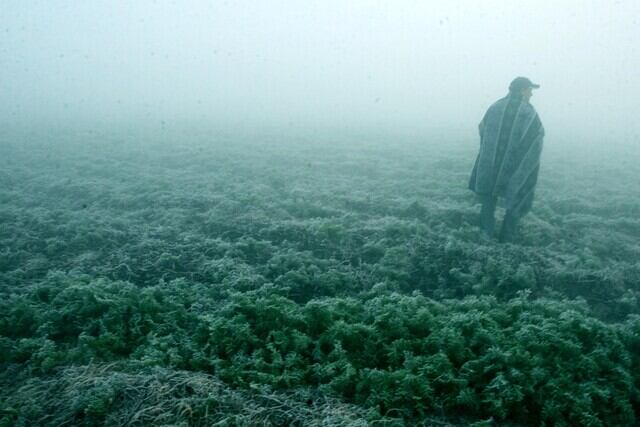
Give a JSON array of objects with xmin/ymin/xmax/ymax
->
[{"xmin": 1, "ymin": 129, "xmax": 639, "ymax": 426}]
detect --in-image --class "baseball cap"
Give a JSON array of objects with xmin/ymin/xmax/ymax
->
[{"xmin": 509, "ymin": 77, "xmax": 540, "ymax": 92}]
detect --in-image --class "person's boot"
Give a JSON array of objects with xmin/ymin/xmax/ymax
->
[
  {"xmin": 480, "ymin": 196, "xmax": 496, "ymax": 238},
  {"xmin": 499, "ymin": 211, "xmax": 519, "ymax": 243}
]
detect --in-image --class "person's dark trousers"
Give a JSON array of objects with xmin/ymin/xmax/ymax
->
[
  {"xmin": 499, "ymin": 209, "xmax": 519, "ymax": 243},
  {"xmin": 480, "ymin": 194, "xmax": 497, "ymax": 237}
]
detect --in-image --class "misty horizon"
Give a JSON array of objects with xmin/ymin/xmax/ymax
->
[{"xmin": 2, "ymin": 1, "xmax": 640, "ymax": 148}]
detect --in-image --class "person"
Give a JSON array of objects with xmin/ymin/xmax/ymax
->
[{"xmin": 469, "ymin": 77, "xmax": 545, "ymax": 242}]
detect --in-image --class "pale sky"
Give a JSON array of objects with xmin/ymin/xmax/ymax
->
[{"xmin": 1, "ymin": 1, "xmax": 639, "ymax": 144}]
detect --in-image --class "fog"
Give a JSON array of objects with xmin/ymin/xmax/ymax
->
[
  {"xmin": 2, "ymin": 1, "xmax": 639, "ymax": 147},
  {"xmin": 3, "ymin": 4, "xmax": 640, "ymax": 423}
]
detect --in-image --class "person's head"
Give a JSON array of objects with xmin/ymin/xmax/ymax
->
[{"xmin": 508, "ymin": 77, "xmax": 540, "ymax": 101}]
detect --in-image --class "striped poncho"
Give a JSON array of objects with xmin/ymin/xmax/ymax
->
[{"xmin": 469, "ymin": 94, "xmax": 544, "ymax": 217}]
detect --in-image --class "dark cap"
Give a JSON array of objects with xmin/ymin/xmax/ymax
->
[{"xmin": 509, "ymin": 77, "xmax": 540, "ymax": 92}]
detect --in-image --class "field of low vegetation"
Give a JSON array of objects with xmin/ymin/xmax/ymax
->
[{"xmin": 1, "ymin": 128, "xmax": 639, "ymax": 426}]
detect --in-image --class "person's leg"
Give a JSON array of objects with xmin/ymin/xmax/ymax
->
[
  {"xmin": 499, "ymin": 209, "xmax": 520, "ymax": 242},
  {"xmin": 479, "ymin": 195, "xmax": 497, "ymax": 237}
]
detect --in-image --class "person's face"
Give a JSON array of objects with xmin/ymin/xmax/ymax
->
[{"xmin": 521, "ymin": 87, "xmax": 533, "ymax": 101}]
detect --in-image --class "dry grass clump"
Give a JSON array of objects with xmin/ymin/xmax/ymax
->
[{"xmin": 2, "ymin": 363, "xmax": 388, "ymax": 426}]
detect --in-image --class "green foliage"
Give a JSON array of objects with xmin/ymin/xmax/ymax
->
[
  {"xmin": 2, "ymin": 136, "xmax": 640, "ymax": 425},
  {"xmin": 5, "ymin": 273, "xmax": 636, "ymax": 425}
]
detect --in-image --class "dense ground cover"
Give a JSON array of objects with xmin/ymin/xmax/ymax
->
[{"xmin": 1, "ymin": 128, "xmax": 639, "ymax": 425}]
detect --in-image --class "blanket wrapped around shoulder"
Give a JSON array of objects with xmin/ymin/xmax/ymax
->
[{"xmin": 469, "ymin": 95, "xmax": 544, "ymax": 217}]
